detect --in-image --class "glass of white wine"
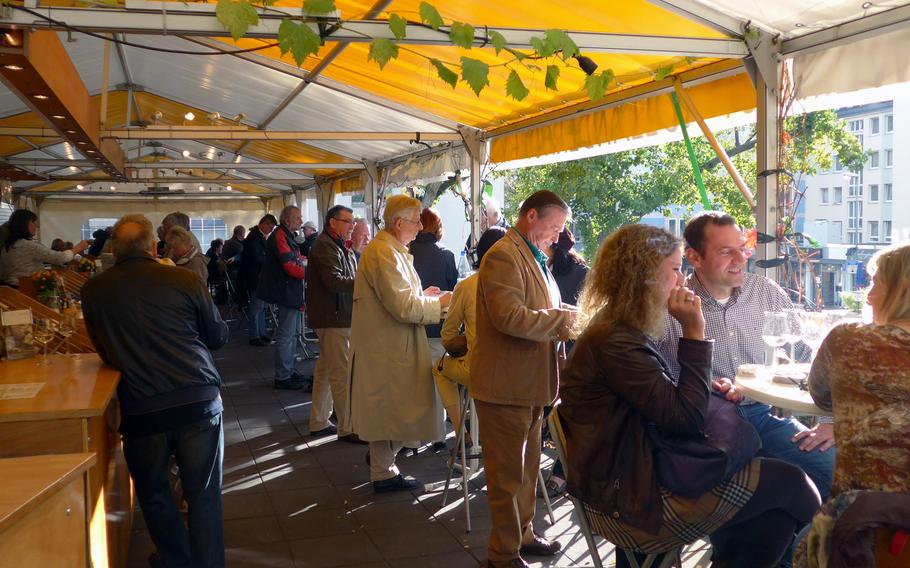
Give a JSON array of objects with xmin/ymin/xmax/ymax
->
[
  {"xmin": 32, "ymin": 318, "xmax": 56, "ymax": 366},
  {"xmin": 56, "ymin": 313, "xmax": 76, "ymax": 355},
  {"xmin": 762, "ymin": 311, "xmax": 790, "ymax": 372}
]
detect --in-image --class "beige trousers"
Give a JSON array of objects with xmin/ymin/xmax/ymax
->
[
  {"xmin": 475, "ymin": 400, "xmax": 544, "ymax": 563},
  {"xmin": 309, "ymin": 327, "xmax": 352, "ymax": 436},
  {"xmin": 368, "ymin": 440, "xmax": 404, "ymax": 481},
  {"xmin": 433, "ymin": 354, "xmax": 470, "ymax": 408}
]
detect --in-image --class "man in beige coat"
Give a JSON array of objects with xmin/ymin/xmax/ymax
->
[
  {"xmin": 349, "ymin": 195, "xmax": 452, "ymax": 492},
  {"xmin": 471, "ymin": 190, "xmax": 577, "ymax": 568}
]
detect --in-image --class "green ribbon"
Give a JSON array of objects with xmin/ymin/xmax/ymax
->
[{"xmin": 671, "ymin": 92, "xmax": 712, "ymax": 210}]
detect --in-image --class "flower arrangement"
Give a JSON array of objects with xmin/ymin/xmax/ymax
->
[
  {"xmin": 32, "ymin": 269, "xmax": 61, "ymax": 303},
  {"xmin": 77, "ymin": 257, "xmax": 96, "ymax": 274}
]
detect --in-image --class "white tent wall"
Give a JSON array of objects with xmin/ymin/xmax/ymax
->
[{"xmin": 36, "ymin": 198, "xmax": 277, "ymax": 246}]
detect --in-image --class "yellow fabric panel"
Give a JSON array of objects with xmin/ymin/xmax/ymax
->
[{"xmin": 489, "ymin": 71, "xmax": 756, "ymax": 163}]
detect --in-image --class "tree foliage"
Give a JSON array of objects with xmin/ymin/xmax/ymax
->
[{"xmin": 500, "ymin": 111, "xmax": 863, "ymax": 260}]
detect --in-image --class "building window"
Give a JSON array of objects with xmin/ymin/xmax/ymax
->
[
  {"xmin": 869, "ymin": 151, "xmax": 879, "ymax": 168},
  {"xmin": 886, "ymin": 114, "xmax": 894, "ymax": 133},
  {"xmin": 832, "ymin": 221, "xmax": 843, "ymax": 242},
  {"xmin": 885, "ymin": 183, "xmax": 893, "ymax": 202},
  {"xmin": 847, "ymin": 232, "xmax": 860, "ymax": 244},
  {"xmin": 869, "ymin": 184, "xmax": 879, "ymax": 202},
  {"xmin": 885, "ymin": 149, "xmax": 893, "ymax": 167},
  {"xmin": 189, "ymin": 217, "xmax": 229, "ymax": 246},
  {"xmin": 80, "ymin": 218, "xmax": 119, "ymax": 241},
  {"xmin": 848, "ymin": 119, "xmax": 864, "ymax": 132},
  {"xmin": 833, "ymin": 155, "xmax": 842, "ymax": 172},
  {"xmin": 834, "ymin": 186, "xmax": 843, "ymax": 204},
  {"xmin": 820, "ymin": 187, "xmax": 829, "ymax": 204},
  {"xmin": 848, "ymin": 173, "xmax": 863, "ymax": 197},
  {"xmin": 884, "ymin": 220, "xmax": 892, "ymax": 242},
  {"xmin": 869, "ymin": 221, "xmax": 879, "ymax": 242},
  {"xmin": 0, "ymin": 202, "xmax": 14, "ymax": 226},
  {"xmin": 871, "ymin": 116, "xmax": 880, "ymax": 134}
]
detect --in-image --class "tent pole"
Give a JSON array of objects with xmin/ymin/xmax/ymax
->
[
  {"xmin": 755, "ymin": 69, "xmax": 780, "ymax": 281},
  {"xmin": 459, "ymin": 127, "xmax": 485, "ymax": 251}
]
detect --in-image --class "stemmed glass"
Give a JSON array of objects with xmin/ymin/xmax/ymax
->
[
  {"xmin": 798, "ymin": 311, "xmax": 830, "ymax": 360},
  {"xmin": 56, "ymin": 313, "xmax": 76, "ymax": 355},
  {"xmin": 32, "ymin": 318, "xmax": 56, "ymax": 366},
  {"xmin": 782, "ymin": 308, "xmax": 803, "ymax": 364},
  {"xmin": 762, "ymin": 311, "xmax": 790, "ymax": 372}
]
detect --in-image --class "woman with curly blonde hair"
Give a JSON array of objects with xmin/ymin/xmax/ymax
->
[{"xmin": 560, "ymin": 224, "xmax": 819, "ymax": 568}]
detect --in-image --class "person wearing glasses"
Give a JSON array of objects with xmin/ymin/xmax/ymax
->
[
  {"xmin": 305, "ymin": 205, "xmax": 362, "ymax": 442},
  {"xmin": 349, "ymin": 195, "xmax": 452, "ymax": 492}
]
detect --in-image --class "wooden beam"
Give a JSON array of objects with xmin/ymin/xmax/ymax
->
[{"xmin": 0, "ymin": 30, "xmax": 126, "ymax": 180}]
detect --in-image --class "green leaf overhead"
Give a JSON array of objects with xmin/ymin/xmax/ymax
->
[
  {"xmin": 488, "ymin": 30, "xmax": 507, "ymax": 55},
  {"xmin": 430, "ymin": 58, "xmax": 458, "ymax": 89},
  {"xmin": 388, "ymin": 13, "xmax": 407, "ymax": 40},
  {"xmin": 544, "ymin": 65, "xmax": 560, "ymax": 91},
  {"xmin": 460, "ymin": 57, "xmax": 490, "ymax": 96},
  {"xmin": 585, "ymin": 69, "xmax": 615, "ymax": 101},
  {"xmin": 506, "ymin": 69, "xmax": 530, "ymax": 101},
  {"xmin": 215, "ymin": 0, "xmax": 259, "ymax": 41},
  {"xmin": 530, "ymin": 36, "xmax": 555, "ymax": 58},
  {"xmin": 449, "ymin": 21, "xmax": 475, "ymax": 49},
  {"xmin": 544, "ymin": 29, "xmax": 578, "ymax": 60},
  {"xmin": 654, "ymin": 65, "xmax": 673, "ymax": 80},
  {"xmin": 368, "ymin": 38, "xmax": 399, "ymax": 70},
  {"xmin": 303, "ymin": 0, "xmax": 336, "ymax": 15},
  {"xmin": 419, "ymin": 2, "xmax": 445, "ymax": 31},
  {"xmin": 278, "ymin": 18, "xmax": 321, "ymax": 66}
]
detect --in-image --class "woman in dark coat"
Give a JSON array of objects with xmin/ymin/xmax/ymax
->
[{"xmin": 409, "ymin": 207, "xmax": 457, "ymax": 360}]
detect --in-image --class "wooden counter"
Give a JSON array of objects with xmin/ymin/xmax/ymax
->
[
  {"xmin": 0, "ymin": 355, "xmax": 132, "ymax": 567},
  {"xmin": 0, "ymin": 453, "xmax": 96, "ymax": 568}
]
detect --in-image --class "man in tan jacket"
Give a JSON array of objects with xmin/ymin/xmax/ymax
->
[{"xmin": 471, "ymin": 190, "xmax": 577, "ymax": 568}]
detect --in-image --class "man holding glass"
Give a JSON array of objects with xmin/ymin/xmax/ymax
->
[{"xmin": 658, "ymin": 211, "xmax": 835, "ymax": 503}]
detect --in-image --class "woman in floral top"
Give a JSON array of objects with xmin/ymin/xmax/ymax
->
[{"xmin": 808, "ymin": 242, "xmax": 910, "ymax": 496}]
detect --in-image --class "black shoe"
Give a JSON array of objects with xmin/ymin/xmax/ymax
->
[
  {"xmin": 260, "ymin": 336, "xmax": 276, "ymax": 345},
  {"xmin": 339, "ymin": 433, "xmax": 368, "ymax": 444},
  {"xmin": 289, "ymin": 371, "xmax": 312, "ymax": 392},
  {"xmin": 432, "ymin": 441, "xmax": 447, "ymax": 452},
  {"xmin": 248, "ymin": 338, "xmax": 269, "ymax": 347},
  {"xmin": 310, "ymin": 424, "xmax": 337, "ymax": 437},
  {"xmin": 274, "ymin": 377, "xmax": 306, "ymax": 390},
  {"xmin": 519, "ymin": 534, "xmax": 562, "ymax": 557},
  {"xmin": 372, "ymin": 474, "xmax": 420, "ymax": 493}
]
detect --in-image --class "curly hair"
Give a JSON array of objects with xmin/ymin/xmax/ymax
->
[{"xmin": 577, "ymin": 224, "xmax": 680, "ymax": 338}]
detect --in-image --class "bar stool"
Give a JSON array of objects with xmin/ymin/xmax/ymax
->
[{"xmin": 440, "ymin": 384, "xmax": 555, "ymax": 532}]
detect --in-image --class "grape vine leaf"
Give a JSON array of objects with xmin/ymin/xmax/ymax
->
[
  {"xmin": 460, "ymin": 57, "xmax": 490, "ymax": 96},
  {"xmin": 419, "ymin": 2, "xmax": 444, "ymax": 31},
  {"xmin": 654, "ymin": 65, "xmax": 673, "ymax": 80},
  {"xmin": 278, "ymin": 18, "xmax": 321, "ymax": 66},
  {"xmin": 530, "ymin": 36, "xmax": 556, "ymax": 58},
  {"xmin": 506, "ymin": 69, "xmax": 530, "ymax": 101},
  {"xmin": 545, "ymin": 29, "xmax": 578, "ymax": 60},
  {"xmin": 303, "ymin": 0, "xmax": 336, "ymax": 15},
  {"xmin": 450, "ymin": 21, "xmax": 475, "ymax": 49},
  {"xmin": 368, "ymin": 38, "xmax": 399, "ymax": 70},
  {"xmin": 488, "ymin": 30, "xmax": 507, "ymax": 55},
  {"xmin": 585, "ymin": 69, "xmax": 614, "ymax": 101},
  {"xmin": 544, "ymin": 65, "xmax": 560, "ymax": 91},
  {"xmin": 431, "ymin": 58, "xmax": 458, "ymax": 88},
  {"xmin": 215, "ymin": 0, "xmax": 260, "ymax": 41},
  {"xmin": 388, "ymin": 14, "xmax": 407, "ymax": 40}
]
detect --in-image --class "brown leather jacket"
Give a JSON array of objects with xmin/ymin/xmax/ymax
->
[{"xmin": 559, "ymin": 321, "xmax": 713, "ymax": 533}]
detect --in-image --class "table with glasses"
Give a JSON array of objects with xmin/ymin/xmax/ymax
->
[
  {"xmin": 735, "ymin": 364, "xmax": 832, "ymax": 416},
  {"xmin": 0, "ymin": 354, "xmax": 132, "ymax": 567}
]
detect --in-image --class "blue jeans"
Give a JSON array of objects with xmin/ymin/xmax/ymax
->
[
  {"xmin": 123, "ymin": 414, "xmax": 225, "ymax": 568},
  {"xmin": 247, "ymin": 296, "xmax": 267, "ymax": 341},
  {"xmin": 741, "ymin": 403, "xmax": 834, "ymax": 501},
  {"xmin": 274, "ymin": 304, "xmax": 301, "ymax": 380}
]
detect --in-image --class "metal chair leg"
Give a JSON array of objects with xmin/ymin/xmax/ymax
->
[{"xmin": 538, "ymin": 469, "xmax": 556, "ymax": 525}]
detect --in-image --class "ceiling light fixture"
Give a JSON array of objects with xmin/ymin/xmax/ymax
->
[
  {"xmin": 110, "ymin": 185, "xmax": 116, "ymax": 191},
  {"xmin": 182, "ymin": 150, "xmax": 191, "ymax": 158},
  {"xmin": 198, "ymin": 185, "xmax": 205, "ymax": 191},
  {"xmin": 51, "ymin": 115, "xmax": 65, "ymax": 120},
  {"xmin": 862, "ymin": 2, "xmax": 873, "ymax": 9},
  {"xmin": 225, "ymin": 185, "xmax": 233, "ymax": 191},
  {"xmin": 76, "ymin": 141, "xmax": 87, "ymax": 145},
  {"xmin": 184, "ymin": 112, "xmax": 195, "ymax": 121},
  {"xmin": 2, "ymin": 64, "xmax": 23, "ymax": 71},
  {"xmin": 574, "ymin": 55, "xmax": 598, "ymax": 76},
  {"xmin": 64, "ymin": 129, "xmax": 77, "ymax": 134},
  {"xmin": 86, "ymin": 149, "xmax": 97, "ymax": 153},
  {"xmin": 76, "ymin": 184, "xmax": 84, "ymax": 190},
  {"xmin": 32, "ymin": 94, "xmax": 49, "ymax": 100}
]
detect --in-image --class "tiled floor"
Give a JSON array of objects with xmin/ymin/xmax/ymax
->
[{"xmin": 125, "ymin": 323, "xmax": 712, "ymax": 568}]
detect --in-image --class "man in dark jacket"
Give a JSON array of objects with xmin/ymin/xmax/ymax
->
[
  {"xmin": 239, "ymin": 214, "xmax": 277, "ymax": 345},
  {"xmin": 305, "ymin": 204, "xmax": 361, "ymax": 441},
  {"xmin": 258, "ymin": 205, "xmax": 308, "ymax": 390},
  {"xmin": 81, "ymin": 214, "xmax": 229, "ymax": 568}
]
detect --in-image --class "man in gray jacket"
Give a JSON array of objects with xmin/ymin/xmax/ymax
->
[{"xmin": 305, "ymin": 204, "xmax": 361, "ymax": 442}]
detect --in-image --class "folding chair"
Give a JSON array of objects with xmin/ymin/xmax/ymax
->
[
  {"xmin": 440, "ymin": 384, "xmax": 555, "ymax": 532},
  {"xmin": 548, "ymin": 401, "xmax": 682, "ymax": 568}
]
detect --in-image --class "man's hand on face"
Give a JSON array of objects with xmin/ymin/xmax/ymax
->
[
  {"xmin": 792, "ymin": 422, "xmax": 836, "ymax": 452},
  {"xmin": 711, "ymin": 378, "xmax": 743, "ymax": 403}
]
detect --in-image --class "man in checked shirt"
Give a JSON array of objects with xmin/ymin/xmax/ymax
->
[{"xmin": 658, "ymin": 211, "xmax": 835, "ymax": 504}]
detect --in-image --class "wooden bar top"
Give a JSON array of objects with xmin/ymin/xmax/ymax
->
[
  {"xmin": 0, "ymin": 453, "xmax": 96, "ymax": 534},
  {"xmin": 0, "ymin": 354, "xmax": 119, "ymax": 422}
]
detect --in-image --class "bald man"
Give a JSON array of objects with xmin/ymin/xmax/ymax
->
[{"xmin": 81, "ymin": 213, "xmax": 229, "ymax": 568}]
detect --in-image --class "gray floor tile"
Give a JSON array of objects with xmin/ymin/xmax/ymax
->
[
  {"xmin": 260, "ymin": 464, "xmax": 332, "ymax": 492},
  {"xmin": 226, "ymin": 541, "xmax": 295, "ymax": 568},
  {"xmin": 387, "ymin": 550, "xmax": 481, "ymax": 568},
  {"xmin": 223, "ymin": 492, "xmax": 278, "ymax": 520},
  {"xmin": 288, "ymin": 533, "xmax": 385, "ymax": 567},
  {"xmin": 224, "ymin": 515, "xmax": 285, "ymax": 547},
  {"xmin": 365, "ymin": 520, "xmax": 464, "ymax": 560},
  {"xmin": 276, "ymin": 505, "xmax": 361, "ymax": 539}
]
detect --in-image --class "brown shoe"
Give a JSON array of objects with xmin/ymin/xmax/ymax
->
[
  {"xmin": 519, "ymin": 533, "xmax": 562, "ymax": 556},
  {"xmin": 486, "ymin": 559, "xmax": 530, "ymax": 568}
]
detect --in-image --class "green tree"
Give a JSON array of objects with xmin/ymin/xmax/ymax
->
[{"xmin": 500, "ymin": 110, "xmax": 865, "ymax": 259}]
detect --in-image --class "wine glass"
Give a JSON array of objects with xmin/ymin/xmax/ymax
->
[
  {"xmin": 762, "ymin": 311, "xmax": 790, "ymax": 372},
  {"xmin": 782, "ymin": 308, "xmax": 803, "ymax": 364},
  {"xmin": 56, "ymin": 313, "xmax": 76, "ymax": 355},
  {"xmin": 798, "ymin": 311, "xmax": 830, "ymax": 360},
  {"xmin": 32, "ymin": 318, "xmax": 56, "ymax": 366}
]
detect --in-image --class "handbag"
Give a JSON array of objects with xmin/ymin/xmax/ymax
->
[{"xmin": 646, "ymin": 392, "xmax": 762, "ymax": 498}]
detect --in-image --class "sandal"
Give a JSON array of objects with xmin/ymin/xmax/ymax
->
[{"xmin": 545, "ymin": 475, "xmax": 567, "ymax": 499}]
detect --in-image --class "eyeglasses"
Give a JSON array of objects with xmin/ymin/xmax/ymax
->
[
  {"xmin": 332, "ymin": 217, "xmax": 354, "ymax": 225},
  {"xmin": 401, "ymin": 218, "xmax": 422, "ymax": 227}
]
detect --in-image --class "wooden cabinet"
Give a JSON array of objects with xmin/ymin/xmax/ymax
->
[
  {"xmin": 0, "ymin": 453, "xmax": 95, "ymax": 568},
  {"xmin": 0, "ymin": 355, "xmax": 132, "ymax": 567}
]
